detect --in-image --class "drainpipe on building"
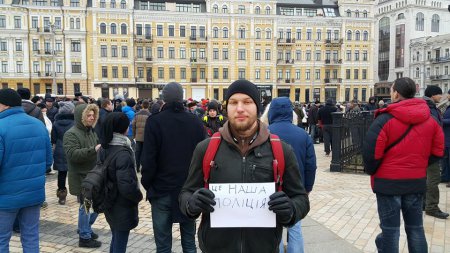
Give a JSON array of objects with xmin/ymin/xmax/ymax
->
[{"xmin": 12, "ymin": 4, "xmax": 32, "ymax": 91}]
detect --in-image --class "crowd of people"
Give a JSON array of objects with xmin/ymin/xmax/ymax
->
[{"xmin": 1, "ymin": 77, "xmax": 448, "ymax": 253}]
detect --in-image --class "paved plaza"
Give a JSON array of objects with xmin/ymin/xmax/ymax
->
[{"xmin": 8, "ymin": 144, "xmax": 450, "ymax": 252}]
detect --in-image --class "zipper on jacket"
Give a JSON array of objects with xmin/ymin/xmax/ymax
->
[
  {"xmin": 242, "ymin": 156, "xmax": 246, "ymax": 182},
  {"xmin": 240, "ymin": 229, "xmax": 244, "ymax": 253}
]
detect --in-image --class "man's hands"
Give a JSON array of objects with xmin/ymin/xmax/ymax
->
[
  {"xmin": 268, "ymin": 191, "xmax": 295, "ymax": 224},
  {"xmin": 187, "ymin": 188, "xmax": 216, "ymax": 216}
]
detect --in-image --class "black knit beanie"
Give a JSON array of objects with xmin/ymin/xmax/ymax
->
[
  {"xmin": 101, "ymin": 112, "xmax": 130, "ymax": 148},
  {"xmin": 207, "ymin": 100, "xmax": 219, "ymax": 111},
  {"xmin": 0, "ymin": 88, "xmax": 22, "ymax": 107},
  {"xmin": 425, "ymin": 85, "xmax": 442, "ymax": 98},
  {"xmin": 225, "ymin": 80, "xmax": 261, "ymax": 114}
]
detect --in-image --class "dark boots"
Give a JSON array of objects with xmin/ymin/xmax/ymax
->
[{"xmin": 56, "ymin": 188, "xmax": 67, "ymax": 205}]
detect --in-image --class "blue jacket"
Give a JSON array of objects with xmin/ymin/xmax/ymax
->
[
  {"xmin": 0, "ymin": 107, "xmax": 53, "ymax": 209},
  {"xmin": 442, "ymin": 105, "xmax": 450, "ymax": 148},
  {"xmin": 268, "ymin": 97, "xmax": 317, "ymax": 192},
  {"xmin": 122, "ymin": 106, "xmax": 135, "ymax": 137}
]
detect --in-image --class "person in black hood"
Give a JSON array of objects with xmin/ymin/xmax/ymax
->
[
  {"xmin": 100, "ymin": 112, "xmax": 143, "ymax": 253},
  {"xmin": 94, "ymin": 98, "xmax": 113, "ymax": 144},
  {"xmin": 17, "ymin": 88, "xmax": 45, "ymax": 124},
  {"xmin": 318, "ymin": 98, "xmax": 337, "ymax": 156},
  {"xmin": 364, "ymin": 97, "xmax": 378, "ymax": 111},
  {"xmin": 202, "ymin": 100, "xmax": 226, "ymax": 136}
]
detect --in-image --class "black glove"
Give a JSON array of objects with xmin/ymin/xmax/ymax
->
[
  {"xmin": 187, "ymin": 188, "xmax": 216, "ymax": 216},
  {"xmin": 268, "ymin": 191, "xmax": 295, "ymax": 224}
]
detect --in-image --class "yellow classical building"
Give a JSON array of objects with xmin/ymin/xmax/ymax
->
[{"xmin": 1, "ymin": 0, "xmax": 375, "ymax": 103}]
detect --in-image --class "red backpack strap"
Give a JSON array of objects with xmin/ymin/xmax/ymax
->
[
  {"xmin": 202, "ymin": 132, "xmax": 222, "ymax": 188},
  {"xmin": 270, "ymin": 134, "xmax": 285, "ymax": 191}
]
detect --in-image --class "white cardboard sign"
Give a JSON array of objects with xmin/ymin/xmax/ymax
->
[{"xmin": 209, "ymin": 182, "xmax": 276, "ymax": 228}]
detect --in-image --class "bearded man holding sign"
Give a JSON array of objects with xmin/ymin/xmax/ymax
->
[{"xmin": 179, "ymin": 80, "xmax": 310, "ymax": 253}]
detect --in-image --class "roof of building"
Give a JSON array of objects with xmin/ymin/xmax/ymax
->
[{"xmin": 278, "ymin": 0, "xmax": 339, "ymax": 7}]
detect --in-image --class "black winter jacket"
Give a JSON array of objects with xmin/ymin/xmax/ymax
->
[
  {"xmin": 100, "ymin": 145, "xmax": 143, "ymax": 231},
  {"xmin": 51, "ymin": 113, "xmax": 75, "ymax": 171},
  {"xmin": 179, "ymin": 122, "xmax": 310, "ymax": 253},
  {"xmin": 47, "ymin": 105, "xmax": 58, "ymax": 123},
  {"xmin": 94, "ymin": 108, "xmax": 110, "ymax": 144},
  {"xmin": 22, "ymin": 100, "xmax": 45, "ymax": 124},
  {"xmin": 318, "ymin": 104, "xmax": 337, "ymax": 125}
]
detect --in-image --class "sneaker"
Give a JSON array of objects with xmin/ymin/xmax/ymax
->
[
  {"xmin": 426, "ymin": 210, "xmax": 449, "ymax": 219},
  {"xmin": 79, "ymin": 238, "xmax": 102, "ymax": 248},
  {"xmin": 77, "ymin": 230, "xmax": 98, "ymax": 240}
]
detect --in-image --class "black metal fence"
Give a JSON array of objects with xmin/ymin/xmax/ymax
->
[{"xmin": 329, "ymin": 111, "xmax": 375, "ymax": 173}]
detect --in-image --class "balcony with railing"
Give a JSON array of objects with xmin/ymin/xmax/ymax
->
[
  {"xmin": 277, "ymin": 59, "xmax": 295, "ymax": 65},
  {"xmin": 441, "ymin": 74, "xmax": 450, "ymax": 80},
  {"xmin": 324, "ymin": 78, "xmax": 343, "ymax": 84},
  {"xmin": 431, "ymin": 56, "xmax": 450, "ymax": 63},
  {"xmin": 325, "ymin": 38, "xmax": 343, "ymax": 45},
  {"xmin": 189, "ymin": 36, "xmax": 207, "ymax": 43},
  {"xmin": 190, "ymin": 57, "xmax": 208, "ymax": 65},
  {"xmin": 430, "ymin": 75, "xmax": 441, "ymax": 80},
  {"xmin": 324, "ymin": 59, "xmax": 342, "ymax": 65},
  {"xmin": 134, "ymin": 34, "xmax": 153, "ymax": 43},
  {"xmin": 277, "ymin": 38, "xmax": 295, "ymax": 45},
  {"xmin": 136, "ymin": 57, "xmax": 153, "ymax": 63}
]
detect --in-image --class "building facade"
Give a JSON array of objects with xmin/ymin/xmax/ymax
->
[
  {"xmin": 374, "ymin": 0, "xmax": 450, "ymax": 99},
  {"xmin": 1, "ymin": 0, "xmax": 376, "ymax": 103}
]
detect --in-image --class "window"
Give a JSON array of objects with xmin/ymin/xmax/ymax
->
[
  {"xmin": 432, "ymin": 14, "xmax": 440, "ymax": 32},
  {"xmin": 111, "ymin": 46, "xmax": 118, "ymax": 57},
  {"xmin": 214, "ymin": 68, "xmax": 219, "ymax": 79},
  {"xmin": 315, "ymin": 69, "xmax": 320, "ymax": 80},
  {"xmin": 363, "ymin": 31, "xmax": 369, "ymax": 41},
  {"xmin": 355, "ymin": 10, "xmax": 359, "ymax": 18},
  {"xmin": 71, "ymin": 40, "xmax": 81, "ymax": 52},
  {"xmin": 55, "ymin": 17, "xmax": 61, "ymax": 29},
  {"xmin": 180, "ymin": 26, "xmax": 185, "ymax": 37},
  {"xmin": 355, "ymin": 31, "xmax": 360, "ymax": 41},
  {"xmin": 169, "ymin": 67, "xmax": 175, "ymax": 79},
  {"xmin": 110, "ymin": 0, "xmax": 116, "ymax": 8},
  {"xmin": 265, "ymin": 6, "xmax": 271, "ymax": 15},
  {"xmin": 213, "ymin": 48, "xmax": 219, "ymax": 60},
  {"xmin": 255, "ymin": 29, "xmax": 261, "ymax": 39},
  {"xmin": 223, "ymin": 48, "xmax": 228, "ymax": 60},
  {"xmin": 169, "ymin": 25, "xmax": 174, "ymax": 37},
  {"xmin": 72, "ymin": 62, "xmax": 81, "ymax": 73},
  {"xmin": 306, "ymin": 69, "xmax": 310, "ymax": 80},
  {"xmin": 265, "ymin": 70, "xmax": 270, "ymax": 80},
  {"xmin": 111, "ymin": 23, "xmax": 117, "ymax": 34},
  {"xmin": 100, "ymin": 0, "xmax": 106, "ymax": 7},
  {"xmin": 239, "ymin": 5, "xmax": 245, "ymax": 14},
  {"xmin": 347, "ymin": 30, "xmax": 352, "ymax": 40},
  {"xmin": 315, "ymin": 50, "xmax": 321, "ymax": 61},
  {"xmin": 316, "ymin": 29, "xmax": 321, "ymax": 41},
  {"xmin": 223, "ymin": 68, "xmax": 228, "ymax": 79},
  {"xmin": 146, "ymin": 47, "xmax": 152, "ymax": 58},
  {"xmin": 238, "ymin": 27, "xmax": 245, "ymax": 39},
  {"xmin": 398, "ymin": 13, "xmax": 405, "ymax": 20},
  {"xmin": 180, "ymin": 68, "xmax": 186, "ymax": 79},
  {"xmin": 70, "ymin": 0, "xmax": 79, "ymax": 7},
  {"xmin": 265, "ymin": 49, "xmax": 271, "ymax": 60},
  {"xmin": 255, "ymin": 6, "xmax": 260, "ymax": 14},
  {"xmin": 296, "ymin": 50, "xmax": 301, "ymax": 60},
  {"xmin": 255, "ymin": 49, "xmax": 261, "ymax": 60},
  {"xmin": 32, "ymin": 39, "xmax": 38, "ymax": 51},
  {"xmin": 354, "ymin": 69, "xmax": 359, "ymax": 79},
  {"xmin": 362, "ymin": 69, "xmax": 367, "ymax": 79},
  {"xmin": 296, "ymin": 29, "xmax": 301, "ymax": 40},
  {"xmin": 121, "ymin": 0, "xmax": 126, "ymax": 9},
  {"xmin": 213, "ymin": 27, "xmax": 219, "ymax": 38},
  {"xmin": 212, "ymin": 4, "xmax": 218, "ymax": 13},
  {"xmin": 266, "ymin": 29, "xmax": 272, "ymax": 39},
  {"xmin": 222, "ymin": 5, "xmax": 228, "ymax": 13},
  {"xmin": 135, "ymin": 24, "xmax": 142, "ymax": 35},
  {"xmin": 56, "ymin": 62, "xmax": 63, "ymax": 73},
  {"xmin": 306, "ymin": 50, "xmax": 311, "ymax": 61},
  {"xmin": 223, "ymin": 27, "xmax": 229, "ymax": 38},
  {"xmin": 238, "ymin": 49, "xmax": 246, "ymax": 60},
  {"xmin": 76, "ymin": 18, "xmax": 80, "ymax": 29},
  {"xmin": 180, "ymin": 48, "xmax": 186, "ymax": 59},
  {"xmin": 112, "ymin": 66, "xmax": 118, "ymax": 78},
  {"xmin": 102, "ymin": 66, "xmax": 108, "ymax": 78},
  {"xmin": 238, "ymin": 68, "xmax": 246, "ymax": 79},
  {"xmin": 169, "ymin": 47, "xmax": 175, "ymax": 59},
  {"xmin": 346, "ymin": 69, "xmax": 351, "ymax": 79},
  {"xmin": 157, "ymin": 47, "xmax": 163, "ymax": 58},
  {"xmin": 1, "ymin": 62, "xmax": 7, "ymax": 73},
  {"xmin": 355, "ymin": 50, "xmax": 360, "ymax": 61},
  {"xmin": 363, "ymin": 10, "xmax": 368, "ymax": 18},
  {"xmin": 415, "ymin": 67, "xmax": 420, "ymax": 78},
  {"xmin": 15, "ymin": 40, "xmax": 22, "ymax": 51},
  {"xmin": 136, "ymin": 47, "xmax": 143, "ymax": 58},
  {"xmin": 157, "ymin": 25, "xmax": 163, "ymax": 36},
  {"xmin": 416, "ymin": 12, "xmax": 424, "ymax": 31},
  {"xmin": 122, "ymin": 46, "xmax": 128, "ymax": 58},
  {"xmin": 158, "ymin": 67, "xmax": 164, "ymax": 78},
  {"xmin": 363, "ymin": 50, "xmax": 368, "ymax": 61},
  {"xmin": 306, "ymin": 29, "xmax": 312, "ymax": 40},
  {"xmin": 32, "ymin": 17, "xmax": 38, "ymax": 28},
  {"xmin": 14, "ymin": 16, "xmax": 21, "ymax": 29},
  {"xmin": 346, "ymin": 9, "xmax": 351, "ymax": 17},
  {"xmin": 0, "ymin": 15, "xmax": 5, "ymax": 28},
  {"xmin": 33, "ymin": 61, "xmax": 39, "ymax": 73},
  {"xmin": 121, "ymin": 24, "xmax": 127, "ymax": 35}
]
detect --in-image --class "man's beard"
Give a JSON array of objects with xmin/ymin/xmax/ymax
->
[{"xmin": 230, "ymin": 117, "xmax": 257, "ymax": 133}]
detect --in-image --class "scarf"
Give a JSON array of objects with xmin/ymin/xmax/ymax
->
[{"xmin": 109, "ymin": 133, "xmax": 136, "ymax": 168}]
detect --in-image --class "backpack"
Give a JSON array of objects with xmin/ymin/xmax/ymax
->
[
  {"xmin": 202, "ymin": 132, "xmax": 285, "ymax": 191},
  {"xmin": 81, "ymin": 147, "xmax": 127, "ymax": 213}
]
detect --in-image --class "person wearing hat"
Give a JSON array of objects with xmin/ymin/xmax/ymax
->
[
  {"xmin": 44, "ymin": 94, "xmax": 59, "ymax": 123},
  {"xmin": 141, "ymin": 82, "xmax": 206, "ymax": 253},
  {"xmin": 318, "ymin": 99, "xmax": 337, "ymax": 156},
  {"xmin": 442, "ymin": 90, "xmax": 450, "ymax": 187},
  {"xmin": 203, "ymin": 100, "xmax": 226, "ymax": 136},
  {"xmin": 51, "ymin": 101, "xmax": 75, "ymax": 205},
  {"xmin": 17, "ymin": 87, "xmax": 45, "ymax": 123},
  {"xmin": 179, "ymin": 80, "xmax": 310, "ymax": 253},
  {"xmin": 99, "ymin": 112, "xmax": 143, "ymax": 253},
  {"xmin": 423, "ymin": 85, "xmax": 449, "ymax": 219},
  {"xmin": 0, "ymin": 88, "xmax": 53, "ymax": 252}
]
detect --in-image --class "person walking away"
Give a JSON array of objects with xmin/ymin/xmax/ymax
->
[
  {"xmin": 0, "ymin": 89, "xmax": 53, "ymax": 252},
  {"xmin": 17, "ymin": 87, "xmax": 44, "ymax": 123},
  {"xmin": 423, "ymin": 85, "xmax": 448, "ymax": 219},
  {"xmin": 122, "ymin": 99, "xmax": 136, "ymax": 151},
  {"xmin": 64, "ymin": 103, "xmax": 102, "ymax": 248},
  {"xmin": 95, "ymin": 98, "xmax": 113, "ymax": 144},
  {"xmin": 293, "ymin": 101, "xmax": 304, "ymax": 128},
  {"xmin": 308, "ymin": 101, "xmax": 320, "ymax": 144},
  {"xmin": 141, "ymin": 82, "xmax": 205, "ymax": 253},
  {"xmin": 132, "ymin": 99, "xmax": 150, "ymax": 172},
  {"xmin": 179, "ymin": 80, "xmax": 310, "ymax": 253},
  {"xmin": 363, "ymin": 77, "xmax": 444, "ymax": 252},
  {"xmin": 267, "ymin": 97, "xmax": 317, "ymax": 253},
  {"xmin": 318, "ymin": 99, "xmax": 337, "ymax": 156},
  {"xmin": 100, "ymin": 112, "xmax": 143, "ymax": 253},
  {"xmin": 51, "ymin": 101, "xmax": 75, "ymax": 205}
]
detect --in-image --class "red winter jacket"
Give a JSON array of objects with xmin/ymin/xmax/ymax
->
[{"xmin": 363, "ymin": 98, "xmax": 444, "ymax": 195}]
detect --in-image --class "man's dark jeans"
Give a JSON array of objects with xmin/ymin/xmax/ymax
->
[
  {"xmin": 109, "ymin": 229, "xmax": 130, "ymax": 253},
  {"xmin": 135, "ymin": 141, "xmax": 144, "ymax": 171},
  {"xmin": 322, "ymin": 125, "xmax": 332, "ymax": 154},
  {"xmin": 441, "ymin": 148, "xmax": 450, "ymax": 182},
  {"xmin": 375, "ymin": 193, "xmax": 427, "ymax": 253},
  {"xmin": 425, "ymin": 162, "xmax": 441, "ymax": 213},
  {"xmin": 150, "ymin": 194, "xmax": 196, "ymax": 253}
]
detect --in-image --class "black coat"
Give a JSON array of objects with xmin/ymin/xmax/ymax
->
[
  {"xmin": 100, "ymin": 145, "xmax": 143, "ymax": 231},
  {"xmin": 47, "ymin": 106, "xmax": 59, "ymax": 123},
  {"xmin": 94, "ymin": 108, "xmax": 110, "ymax": 144},
  {"xmin": 141, "ymin": 102, "xmax": 205, "ymax": 221},
  {"xmin": 51, "ymin": 113, "xmax": 75, "ymax": 171}
]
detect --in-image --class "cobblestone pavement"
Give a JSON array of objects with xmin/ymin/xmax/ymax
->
[{"xmin": 8, "ymin": 143, "xmax": 450, "ymax": 252}]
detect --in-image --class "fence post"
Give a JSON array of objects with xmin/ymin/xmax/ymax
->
[{"xmin": 330, "ymin": 112, "xmax": 344, "ymax": 172}]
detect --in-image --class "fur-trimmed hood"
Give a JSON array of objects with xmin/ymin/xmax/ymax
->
[{"xmin": 74, "ymin": 103, "xmax": 99, "ymax": 131}]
